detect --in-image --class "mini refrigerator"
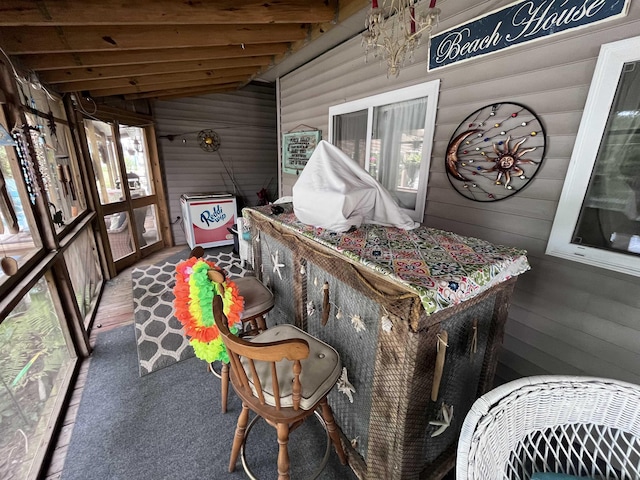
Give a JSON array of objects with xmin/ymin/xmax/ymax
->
[{"xmin": 180, "ymin": 193, "xmax": 237, "ymax": 249}]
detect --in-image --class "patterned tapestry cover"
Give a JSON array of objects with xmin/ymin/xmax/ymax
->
[{"xmin": 244, "ymin": 203, "xmax": 530, "ymax": 315}]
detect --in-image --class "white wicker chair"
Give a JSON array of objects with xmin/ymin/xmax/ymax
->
[{"xmin": 456, "ymin": 376, "xmax": 640, "ymax": 480}]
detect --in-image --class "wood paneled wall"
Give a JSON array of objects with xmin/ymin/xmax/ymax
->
[
  {"xmin": 279, "ymin": 0, "xmax": 640, "ymax": 385},
  {"xmin": 153, "ymin": 83, "xmax": 278, "ymax": 246}
]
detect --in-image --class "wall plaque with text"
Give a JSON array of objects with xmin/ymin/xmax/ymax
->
[
  {"xmin": 429, "ymin": 0, "xmax": 629, "ymax": 71},
  {"xmin": 282, "ymin": 130, "xmax": 321, "ymax": 174}
]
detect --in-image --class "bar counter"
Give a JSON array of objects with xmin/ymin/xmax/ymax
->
[{"xmin": 243, "ymin": 203, "xmax": 530, "ymax": 480}]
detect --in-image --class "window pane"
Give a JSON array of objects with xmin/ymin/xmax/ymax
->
[
  {"xmin": 84, "ymin": 119, "xmax": 125, "ymax": 205},
  {"xmin": 135, "ymin": 204, "xmax": 159, "ymax": 248},
  {"xmin": 24, "ymin": 115, "xmax": 87, "ymax": 232},
  {"xmin": 574, "ymin": 61, "xmax": 640, "ymax": 256},
  {"xmin": 119, "ymin": 126, "xmax": 154, "ymax": 198},
  {"xmin": 63, "ymin": 229, "xmax": 103, "ymax": 323},
  {"xmin": 333, "ymin": 110, "xmax": 368, "ymax": 168},
  {"xmin": 0, "ymin": 138, "xmax": 41, "ymax": 287},
  {"xmin": 372, "ymin": 97, "xmax": 427, "ymax": 210},
  {"xmin": 0, "ymin": 276, "xmax": 73, "ymax": 479},
  {"xmin": 105, "ymin": 212, "xmax": 134, "ymax": 260}
]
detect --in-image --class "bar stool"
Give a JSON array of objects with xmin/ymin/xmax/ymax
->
[
  {"xmin": 216, "ymin": 275, "xmax": 274, "ymax": 413},
  {"xmin": 189, "ymin": 247, "xmax": 275, "ymax": 413}
]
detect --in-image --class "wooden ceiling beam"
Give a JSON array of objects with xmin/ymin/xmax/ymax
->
[
  {"xmin": 39, "ymin": 56, "xmax": 273, "ymax": 84},
  {"xmin": 55, "ymin": 67, "xmax": 261, "ymax": 93},
  {"xmin": 125, "ymin": 84, "xmax": 244, "ymax": 101},
  {"xmin": 272, "ymin": 0, "xmax": 369, "ymax": 66},
  {"xmin": 15, "ymin": 44, "xmax": 290, "ymax": 71},
  {"xmin": 0, "ymin": 24, "xmax": 308, "ymax": 54},
  {"xmin": 0, "ymin": 1, "xmax": 337, "ymax": 26},
  {"xmin": 88, "ymin": 75, "xmax": 253, "ymax": 97}
]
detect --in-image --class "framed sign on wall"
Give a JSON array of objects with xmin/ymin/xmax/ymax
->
[{"xmin": 282, "ymin": 130, "xmax": 321, "ymax": 174}]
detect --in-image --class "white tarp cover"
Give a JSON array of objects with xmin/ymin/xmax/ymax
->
[{"xmin": 292, "ymin": 140, "xmax": 419, "ymax": 232}]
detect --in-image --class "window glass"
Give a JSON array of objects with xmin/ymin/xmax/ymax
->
[
  {"xmin": 0, "ymin": 275, "xmax": 73, "ymax": 479},
  {"xmin": 333, "ymin": 110, "xmax": 367, "ymax": 168},
  {"xmin": 573, "ymin": 61, "xmax": 640, "ymax": 255},
  {"xmin": 63, "ymin": 229, "xmax": 103, "ymax": 324},
  {"xmin": 547, "ymin": 36, "xmax": 640, "ymax": 276},
  {"xmin": 25, "ymin": 114, "xmax": 87, "ymax": 232},
  {"xmin": 134, "ymin": 204, "xmax": 159, "ymax": 248},
  {"xmin": 329, "ymin": 80, "xmax": 439, "ymax": 222},
  {"xmin": 119, "ymin": 125, "xmax": 154, "ymax": 198},
  {"xmin": 372, "ymin": 97, "xmax": 427, "ymax": 210},
  {"xmin": 0, "ymin": 128, "xmax": 40, "ymax": 286},
  {"xmin": 105, "ymin": 212, "xmax": 133, "ymax": 260},
  {"xmin": 84, "ymin": 119, "xmax": 125, "ymax": 205}
]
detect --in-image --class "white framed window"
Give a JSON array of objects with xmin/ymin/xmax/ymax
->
[
  {"xmin": 328, "ymin": 80, "xmax": 440, "ymax": 222},
  {"xmin": 547, "ymin": 35, "xmax": 640, "ymax": 276}
]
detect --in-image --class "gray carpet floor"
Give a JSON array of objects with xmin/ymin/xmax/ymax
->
[{"xmin": 62, "ymin": 323, "xmax": 357, "ymax": 480}]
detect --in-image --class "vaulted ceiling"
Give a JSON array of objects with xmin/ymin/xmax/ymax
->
[{"xmin": 0, "ymin": 0, "xmax": 369, "ymax": 101}]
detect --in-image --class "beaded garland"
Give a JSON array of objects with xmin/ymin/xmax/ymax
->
[{"xmin": 173, "ymin": 257, "xmax": 244, "ymax": 363}]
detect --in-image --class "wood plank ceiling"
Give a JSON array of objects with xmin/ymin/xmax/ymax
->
[{"xmin": 0, "ymin": 0, "xmax": 368, "ymax": 101}]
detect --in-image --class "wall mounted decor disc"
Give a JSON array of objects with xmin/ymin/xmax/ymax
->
[{"xmin": 445, "ymin": 102, "xmax": 545, "ymax": 202}]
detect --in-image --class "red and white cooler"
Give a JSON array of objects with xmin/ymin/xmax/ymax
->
[{"xmin": 180, "ymin": 193, "xmax": 237, "ymax": 249}]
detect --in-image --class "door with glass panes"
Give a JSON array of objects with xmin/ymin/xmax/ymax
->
[{"xmin": 83, "ymin": 119, "xmax": 163, "ymax": 274}]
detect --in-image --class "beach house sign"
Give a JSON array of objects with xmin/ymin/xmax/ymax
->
[{"xmin": 428, "ymin": 0, "xmax": 629, "ymax": 71}]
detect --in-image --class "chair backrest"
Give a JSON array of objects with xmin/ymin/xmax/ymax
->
[
  {"xmin": 456, "ymin": 375, "xmax": 640, "ymax": 480},
  {"xmin": 213, "ymin": 295, "xmax": 309, "ymax": 410}
]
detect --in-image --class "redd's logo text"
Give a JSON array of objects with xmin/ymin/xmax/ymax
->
[{"xmin": 200, "ymin": 205, "xmax": 226, "ymax": 226}]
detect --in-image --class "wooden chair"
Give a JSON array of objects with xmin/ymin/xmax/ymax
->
[
  {"xmin": 189, "ymin": 246, "xmax": 275, "ymax": 413},
  {"xmin": 212, "ymin": 295, "xmax": 348, "ymax": 479}
]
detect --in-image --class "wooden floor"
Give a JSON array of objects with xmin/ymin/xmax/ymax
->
[{"xmin": 44, "ymin": 246, "xmax": 185, "ymax": 480}]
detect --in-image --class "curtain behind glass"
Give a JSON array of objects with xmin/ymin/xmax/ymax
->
[
  {"xmin": 373, "ymin": 97, "xmax": 427, "ymax": 210},
  {"xmin": 575, "ymin": 61, "xmax": 640, "ymax": 253},
  {"xmin": 333, "ymin": 109, "xmax": 367, "ymax": 168}
]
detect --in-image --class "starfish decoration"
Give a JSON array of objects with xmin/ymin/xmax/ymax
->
[
  {"xmin": 351, "ymin": 314, "xmax": 366, "ymax": 332},
  {"xmin": 429, "ymin": 403, "xmax": 453, "ymax": 437},
  {"xmin": 306, "ymin": 300, "xmax": 316, "ymax": 317},
  {"xmin": 381, "ymin": 313, "xmax": 393, "ymax": 332},
  {"xmin": 337, "ymin": 367, "xmax": 356, "ymax": 403},
  {"xmin": 271, "ymin": 250, "xmax": 285, "ymax": 280}
]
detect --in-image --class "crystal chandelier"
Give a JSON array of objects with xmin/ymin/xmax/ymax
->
[{"xmin": 362, "ymin": 0, "xmax": 440, "ymax": 77}]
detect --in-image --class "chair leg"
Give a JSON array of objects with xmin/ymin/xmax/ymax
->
[
  {"xmin": 256, "ymin": 315, "xmax": 267, "ymax": 331},
  {"xmin": 320, "ymin": 398, "xmax": 347, "ymax": 465},
  {"xmin": 221, "ymin": 362, "xmax": 229, "ymax": 413},
  {"xmin": 276, "ymin": 422, "xmax": 291, "ymax": 480},
  {"xmin": 229, "ymin": 403, "xmax": 250, "ymax": 472}
]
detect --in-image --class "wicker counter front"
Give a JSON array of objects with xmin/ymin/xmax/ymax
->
[{"xmin": 243, "ymin": 204, "xmax": 529, "ymax": 480}]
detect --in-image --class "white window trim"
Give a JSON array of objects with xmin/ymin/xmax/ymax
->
[
  {"xmin": 546, "ymin": 35, "xmax": 640, "ymax": 277},
  {"xmin": 328, "ymin": 80, "xmax": 440, "ymax": 223}
]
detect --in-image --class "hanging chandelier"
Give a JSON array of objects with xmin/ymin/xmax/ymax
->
[{"xmin": 362, "ymin": 0, "xmax": 440, "ymax": 78}]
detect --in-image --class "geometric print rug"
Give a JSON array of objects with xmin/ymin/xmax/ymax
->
[{"xmin": 131, "ymin": 246, "xmax": 252, "ymax": 376}]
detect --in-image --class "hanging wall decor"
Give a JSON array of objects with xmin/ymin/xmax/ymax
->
[
  {"xmin": 282, "ymin": 129, "xmax": 321, "ymax": 175},
  {"xmin": 445, "ymin": 102, "xmax": 546, "ymax": 202}
]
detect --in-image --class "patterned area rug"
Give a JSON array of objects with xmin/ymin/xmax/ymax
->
[{"xmin": 132, "ymin": 246, "xmax": 252, "ymax": 376}]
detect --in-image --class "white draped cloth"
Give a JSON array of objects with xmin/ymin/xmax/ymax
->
[{"xmin": 292, "ymin": 140, "xmax": 419, "ymax": 232}]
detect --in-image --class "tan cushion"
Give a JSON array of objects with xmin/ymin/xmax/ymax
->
[
  {"xmin": 242, "ymin": 324, "xmax": 341, "ymax": 410},
  {"xmin": 234, "ymin": 276, "xmax": 274, "ymax": 320}
]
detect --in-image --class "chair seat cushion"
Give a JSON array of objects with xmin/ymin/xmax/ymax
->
[
  {"xmin": 234, "ymin": 276, "xmax": 274, "ymax": 320},
  {"xmin": 243, "ymin": 324, "xmax": 341, "ymax": 410}
]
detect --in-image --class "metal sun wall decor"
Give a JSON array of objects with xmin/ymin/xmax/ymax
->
[{"xmin": 445, "ymin": 102, "xmax": 545, "ymax": 202}]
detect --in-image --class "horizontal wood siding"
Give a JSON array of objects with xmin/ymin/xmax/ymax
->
[
  {"xmin": 153, "ymin": 83, "xmax": 277, "ymax": 245},
  {"xmin": 279, "ymin": 1, "xmax": 640, "ymax": 385}
]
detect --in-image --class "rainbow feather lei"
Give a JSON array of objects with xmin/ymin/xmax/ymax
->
[{"xmin": 173, "ymin": 257, "xmax": 244, "ymax": 363}]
